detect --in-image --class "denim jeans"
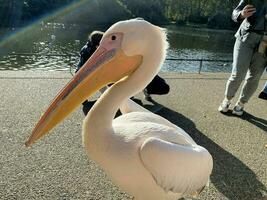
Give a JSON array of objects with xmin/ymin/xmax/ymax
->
[{"xmin": 225, "ymin": 33, "xmax": 267, "ymax": 103}]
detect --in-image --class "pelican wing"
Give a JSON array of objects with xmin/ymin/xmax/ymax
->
[{"xmin": 140, "ymin": 137, "xmax": 213, "ymax": 195}]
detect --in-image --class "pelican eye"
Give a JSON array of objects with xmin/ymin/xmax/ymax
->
[{"xmin": 111, "ymin": 35, "xmax": 116, "ymax": 41}]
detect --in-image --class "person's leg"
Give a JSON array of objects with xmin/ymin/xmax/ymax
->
[
  {"xmin": 143, "ymin": 75, "xmax": 170, "ymax": 101},
  {"xmin": 82, "ymin": 100, "xmax": 97, "ymax": 116},
  {"xmin": 238, "ymin": 52, "xmax": 267, "ymax": 104},
  {"xmin": 219, "ymin": 38, "xmax": 255, "ymax": 112},
  {"xmin": 145, "ymin": 75, "xmax": 169, "ymax": 95},
  {"xmin": 232, "ymin": 53, "xmax": 266, "ymax": 115},
  {"xmin": 225, "ymin": 39, "xmax": 256, "ymax": 100}
]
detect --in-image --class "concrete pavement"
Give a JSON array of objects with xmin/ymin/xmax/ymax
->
[{"xmin": 0, "ymin": 71, "xmax": 266, "ymax": 200}]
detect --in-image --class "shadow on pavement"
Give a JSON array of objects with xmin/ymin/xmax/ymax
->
[
  {"xmin": 138, "ymin": 98, "xmax": 267, "ymax": 200},
  {"xmin": 221, "ymin": 111, "xmax": 267, "ymax": 133},
  {"xmin": 241, "ymin": 112, "xmax": 267, "ymax": 133}
]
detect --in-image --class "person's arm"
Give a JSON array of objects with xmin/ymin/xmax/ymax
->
[{"xmin": 232, "ymin": 0, "xmax": 256, "ymax": 22}]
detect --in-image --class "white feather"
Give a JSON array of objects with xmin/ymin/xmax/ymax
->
[
  {"xmin": 82, "ymin": 19, "xmax": 213, "ymax": 200},
  {"xmin": 140, "ymin": 137, "xmax": 213, "ymax": 195}
]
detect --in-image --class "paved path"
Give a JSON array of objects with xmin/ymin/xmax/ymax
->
[{"xmin": 0, "ymin": 71, "xmax": 266, "ymax": 200}]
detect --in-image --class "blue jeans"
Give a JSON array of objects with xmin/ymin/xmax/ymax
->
[{"xmin": 225, "ymin": 33, "xmax": 267, "ymax": 103}]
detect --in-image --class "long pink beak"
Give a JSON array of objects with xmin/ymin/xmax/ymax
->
[{"xmin": 25, "ymin": 39, "xmax": 142, "ymax": 147}]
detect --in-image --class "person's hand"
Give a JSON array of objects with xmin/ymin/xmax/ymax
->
[{"xmin": 240, "ymin": 5, "xmax": 256, "ymax": 19}]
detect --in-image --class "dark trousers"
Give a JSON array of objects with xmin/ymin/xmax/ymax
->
[{"xmin": 146, "ymin": 75, "xmax": 170, "ymax": 95}]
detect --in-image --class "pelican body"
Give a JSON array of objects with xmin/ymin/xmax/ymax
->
[{"xmin": 26, "ymin": 19, "xmax": 213, "ymax": 200}]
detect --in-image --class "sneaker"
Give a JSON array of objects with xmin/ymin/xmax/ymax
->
[
  {"xmin": 143, "ymin": 89, "xmax": 152, "ymax": 101},
  {"xmin": 232, "ymin": 104, "xmax": 244, "ymax": 116},
  {"xmin": 218, "ymin": 100, "xmax": 231, "ymax": 113},
  {"xmin": 258, "ymin": 91, "xmax": 267, "ymax": 100}
]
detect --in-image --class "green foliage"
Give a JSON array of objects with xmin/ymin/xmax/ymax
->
[
  {"xmin": 0, "ymin": 0, "xmax": 244, "ymax": 29},
  {"xmin": 0, "ymin": 0, "xmax": 70, "ymax": 27},
  {"xmin": 119, "ymin": 0, "xmax": 168, "ymax": 23}
]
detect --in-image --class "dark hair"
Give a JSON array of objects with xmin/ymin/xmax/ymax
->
[{"xmin": 89, "ymin": 31, "xmax": 104, "ymax": 47}]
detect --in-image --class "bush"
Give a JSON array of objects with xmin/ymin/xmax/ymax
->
[
  {"xmin": 188, "ymin": 14, "xmax": 208, "ymax": 24},
  {"xmin": 207, "ymin": 12, "xmax": 235, "ymax": 29}
]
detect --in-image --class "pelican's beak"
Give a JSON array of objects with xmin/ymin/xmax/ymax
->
[{"xmin": 25, "ymin": 34, "xmax": 142, "ymax": 147}]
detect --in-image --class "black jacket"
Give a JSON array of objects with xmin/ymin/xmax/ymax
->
[{"xmin": 75, "ymin": 41, "xmax": 96, "ymax": 72}]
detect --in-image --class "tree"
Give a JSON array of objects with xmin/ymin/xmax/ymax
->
[{"xmin": 0, "ymin": 0, "xmax": 245, "ymax": 29}]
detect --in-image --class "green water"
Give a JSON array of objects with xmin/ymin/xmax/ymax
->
[{"xmin": 0, "ymin": 23, "xmax": 235, "ymax": 72}]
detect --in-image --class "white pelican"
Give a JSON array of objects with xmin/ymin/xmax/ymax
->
[{"xmin": 26, "ymin": 19, "xmax": 213, "ymax": 200}]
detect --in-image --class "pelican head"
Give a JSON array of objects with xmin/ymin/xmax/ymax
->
[{"xmin": 25, "ymin": 19, "xmax": 168, "ymax": 147}]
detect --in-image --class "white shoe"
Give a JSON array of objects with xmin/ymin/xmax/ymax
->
[
  {"xmin": 143, "ymin": 89, "xmax": 152, "ymax": 101},
  {"xmin": 218, "ymin": 100, "xmax": 231, "ymax": 113},
  {"xmin": 232, "ymin": 104, "xmax": 244, "ymax": 116}
]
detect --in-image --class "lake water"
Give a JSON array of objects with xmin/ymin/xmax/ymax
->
[{"xmin": 0, "ymin": 23, "xmax": 236, "ymax": 72}]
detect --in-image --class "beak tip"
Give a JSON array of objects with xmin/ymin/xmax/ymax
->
[{"xmin": 25, "ymin": 140, "xmax": 32, "ymax": 148}]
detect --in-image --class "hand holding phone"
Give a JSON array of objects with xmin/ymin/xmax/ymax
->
[{"xmin": 241, "ymin": 4, "xmax": 256, "ymax": 18}]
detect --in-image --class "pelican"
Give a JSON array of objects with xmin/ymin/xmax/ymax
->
[{"xmin": 26, "ymin": 19, "xmax": 213, "ymax": 200}]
